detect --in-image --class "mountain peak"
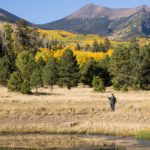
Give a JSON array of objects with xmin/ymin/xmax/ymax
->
[
  {"xmin": 67, "ymin": 3, "xmax": 110, "ymax": 19},
  {"xmin": 83, "ymin": 3, "xmax": 99, "ymax": 8}
]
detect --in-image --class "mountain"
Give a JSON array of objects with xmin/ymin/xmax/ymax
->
[
  {"xmin": 0, "ymin": 8, "xmax": 31, "ymax": 25},
  {"xmin": 109, "ymin": 6, "xmax": 150, "ymax": 39},
  {"xmin": 1, "ymin": 4, "xmax": 150, "ymax": 40},
  {"xmin": 39, "ymin": 3, "xmax": 150, "ymax": 39}
]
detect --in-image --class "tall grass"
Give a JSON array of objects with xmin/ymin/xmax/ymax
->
[
  {"xmin": 0, "ymin": 86, "xmax": 150, "ymax": 138},
  {"xmin": 135, "ymin": 130, "xmax": 150, "ymax": 140}
]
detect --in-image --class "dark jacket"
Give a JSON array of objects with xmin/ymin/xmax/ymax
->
[{"xmin": 108, "ymin": 95, "xmax": 117, "ymax": 104}]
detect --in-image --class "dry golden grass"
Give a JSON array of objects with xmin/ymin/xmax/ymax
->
[{"xmin": 0, "ymin": 86, "xmax": 150, "ymax": 137}]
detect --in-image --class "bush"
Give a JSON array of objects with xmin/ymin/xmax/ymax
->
[
  {"xmin": 7, "ymin": 71, "xmax": 22, "ymax": 91},
  {"xmin": 92, "ymin": 76, "xmax": 105, "ymax": 92},
  {"xmin": 0, "ymin": 56, "xmax": 12, "ymax": 86},
  {"xmin": 121, "ymin": 84, "xmax": 128, "ymax": 92},
  {"xmin": 21, "ymin": 80, "xmax": 31, "ymax": 94},
  {"xmin": 112, "ymin": 78, "xmax": 122, "ymax": 91}
]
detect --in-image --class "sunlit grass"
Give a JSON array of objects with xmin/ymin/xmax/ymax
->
[
  {"xmin": 0, "ymin": 86, "xmax": 150, "ymax": 138},
  {"xmin": 135, "ymin": 130, "xmax": 150, "ymax": 140}
]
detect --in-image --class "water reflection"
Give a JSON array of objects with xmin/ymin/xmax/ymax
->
[
  {"xmin": 0, "ymin": 147, "xmax": 127, "ymax": 150},
  {"xmin": 0, "ymin": 148, "xmax": 126, "ymax": 150},
  {"xmin": 0, "ymin": 134, "xmax": 149, "ymax": 150}
]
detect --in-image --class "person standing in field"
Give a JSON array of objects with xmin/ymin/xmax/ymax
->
[{"xmin": 108, "ymin": 93, "xmax": 117, "ymax": 111}]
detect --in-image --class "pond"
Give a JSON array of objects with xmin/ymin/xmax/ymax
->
[{"xmin": 0, "ymin": 134, "xmax": 149, "ymax": 149}]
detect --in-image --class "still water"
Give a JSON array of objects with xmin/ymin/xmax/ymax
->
[{"xmin": 0, "ymin": 134, "xmax": 149, "ymax": 150}]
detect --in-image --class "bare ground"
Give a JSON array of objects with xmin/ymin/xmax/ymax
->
[{"xmin": 0, "ymin": 86, "xmax": 150, "ymax": 136}]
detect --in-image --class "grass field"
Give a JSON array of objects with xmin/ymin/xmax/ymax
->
[{"xmin": 0, "ymin": 86, "xmax": 150, "ymax": 138}]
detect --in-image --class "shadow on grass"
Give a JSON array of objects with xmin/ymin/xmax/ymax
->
[{"xmin": 31, "ymin": 92, "xmax": 63, "ymax": 96}]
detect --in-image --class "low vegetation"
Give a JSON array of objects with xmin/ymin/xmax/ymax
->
[
  {"xmin": 0, "ymin": 86, "xmax": 150, "ymax": 139},
  {"xmin": 135, "ymin": 130, "xmax": 150, "ymax": 140}
]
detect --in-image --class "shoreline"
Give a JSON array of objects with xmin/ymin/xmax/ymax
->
[
  {"xmin": 0, "ymin": 132, "xmax": 149, "ymax": 150},
  {"xmin": 0, "ymin": 123, "xmax": 149, "ymax": 140}
]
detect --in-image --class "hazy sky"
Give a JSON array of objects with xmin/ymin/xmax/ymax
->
[{"xmin": 1, "ymin": 0, "xmax": 150, "ymax": 24}]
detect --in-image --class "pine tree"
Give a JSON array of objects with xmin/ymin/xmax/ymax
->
[
  {"xmin": 109, "ymin": 45, "xmax": 132, "ymax": 89},
  {"xmin": 0, "ymin": 32, "xmax": 3, "ymax": 57},
  {"xmin": 80, "ymin": 59, "xmax": 110, "ymax": 87},
  {"xmin": 37, "ymin": 58, "xmax": 46, "ymax": 87},
  {"xmin": 103, "ymin": 37, "xmax": 111, "ymax": 52},
  {"xmin": 15, "ymin": 20, "xmax": 31, "ymax": 52},
  {"xmin": 80, "ymin": 59, "xmax": 98, "ymax": 86},
  {"xmin": 99, "ymin": 42, "xmax": 105, "ymax": 52},
  {"xmin": 139, "ymin": 44, "xmax": 150, "ymax": 89},
  {"xmin": 58, "ymin": 49, "xmax": 80, "ymax": 89},
  {"xmin": 42, "ymin": 57, "xmax": 58, "ymax": 91},
  {"xmin": 92, "ymin": 76, "xmax": 105, "ymax": 92},
  {"xmin": 7, "ymin": 71, "xmax": 22, "ymax": 91},
  {"xmin": 129, "ymin": 42, "xmax": 141, "ymax": 89},
  {"xmin": 0, "ymin": 56, "xmax": 12, "ymax": 86},
  {"xmin": 15, "ymin": 20, "xmax": 39, "ymax": 54},
  {"xmin": 30, "ymin": 28, "xmax": 40, "ymax": 54},
  {"xmin": 2, "ymin": 24, "xmax": 15, "ymax": 61},
  {"xmin": 16, "ymin": 51, "xmax": 35, "ymax": 81},
  {"xmin": 92, "ymin": 40, "xmax": 99, "ymax": 52},
  {"xmin": 109, "ymin": 42, "xmax": 150, "ymax": 90},
  {"xmin": 21, "ymin": 80, "xmax": 31, "ymax": 94},
  {"xmin": 30, "ymin": 68, "xmax": 42, "ymax": 93}
]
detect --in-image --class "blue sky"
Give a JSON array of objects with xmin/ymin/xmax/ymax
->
[{"xmin": 1, "ymin": 0, "xmax": 150, "ymax": 24}]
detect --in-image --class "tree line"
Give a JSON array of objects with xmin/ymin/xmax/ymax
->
[
  {"xmin": 110, "ymin": 43, "xmax": 150, "ymax": 90},
  {"xmin": 0, "ymin": 21, "xmax": 149, "ymax": 94}
]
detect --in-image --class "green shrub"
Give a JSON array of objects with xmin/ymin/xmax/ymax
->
[
  {"xmin": 112, "ymin": 78, "xmax": 122, "ymax": 91},
  {"xmin": 7, "ymin": 71, "xmax": 22, "ymax": 91},
  {"xmin": 121, "ymin": 84, "xmax": 128, "ymax": 92},
  {"xmin": 0, "ymin": 56, "xmax": 12, "ymax": 86},
  {"xmin": 21, "ymin": 80, "xmax": 31, "ymax": 94},
  {"xmin": 92, "ymin": 76, "xmax": 105, "ymax": 92}
]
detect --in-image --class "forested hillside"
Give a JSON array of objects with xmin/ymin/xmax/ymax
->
[{"xmin": 0, "ymin": 22, "xmax": 149, "ymax": 94}]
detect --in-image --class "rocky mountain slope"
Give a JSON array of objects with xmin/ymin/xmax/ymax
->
[
  {"xmin": 39, "ymin": 4, "xmax": 150, "ymax": 39},
  {"xmin": 1, "ymin": 4, "xmax": 150, "ymax": 40},
  {"xmin": 0, "ymin": 8, "xmax": 31, "ymax": 25}
]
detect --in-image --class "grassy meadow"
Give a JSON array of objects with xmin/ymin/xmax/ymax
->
[{"xmin": 0, "ymin": 86, "xmax": 150, "ymax": 139}]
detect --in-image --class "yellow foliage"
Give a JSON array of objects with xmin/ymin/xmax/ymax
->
[
  {"xmin": 38, "ymin": 29, "xmax": 110, "ymax": 46},
  {"xmin": 138, "ymin": 38, "xmax": 150, "ymax": 46},
  {"xmin": 73, "ymin": 50, "xmax": 107, "ymax": 64},
  {"xmin": 35, "ymin": 48, "xmax": 113, "ymax": 65},
  {"xmin": 107, "ymin": 49, "xmax": 113, "ymax": 56},
  {"xmin": 38, "ymin": 29, "xmax": 75, "ymax": 40},
  {"xmin": 36, "ymin": 30, "xmax": 117, "ymax": 64},
  {"xmin": 35, "ymin": 48, "xmax": 54, "ymax": 62}
]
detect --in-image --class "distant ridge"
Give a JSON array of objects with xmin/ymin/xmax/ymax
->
[
  {"xmin": 0, "ymin": 8, "xmax": 32, "ymax": 25},
  {"xmin": 1, "ymin": 3, "xmax": 150, "ymax": 40},
  {"xmin": 39, "ymin": 3, "xmax": 150, "ymax": 39}
]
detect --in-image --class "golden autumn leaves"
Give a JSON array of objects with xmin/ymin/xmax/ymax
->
[{"xmin": 35, "ymin": 47, "xmax": 113, "ymax": 65}]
